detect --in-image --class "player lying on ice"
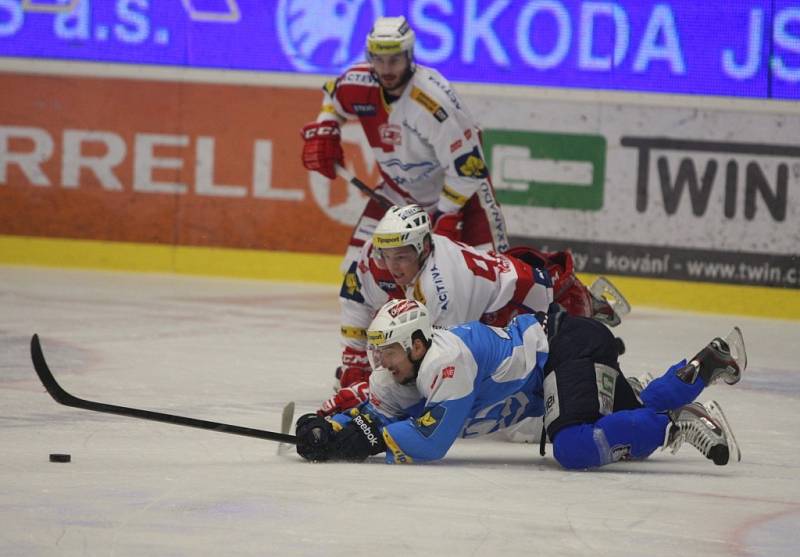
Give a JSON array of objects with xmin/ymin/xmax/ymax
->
[
  {"xmin": 296, "ymin": 298, "xmax": 746, "ymax": 469},
  {"xmin": 324, "ymin": 203, "xmax": 629, "ymax": 416}
]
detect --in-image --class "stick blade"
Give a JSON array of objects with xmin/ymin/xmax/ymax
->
[
  {"xmin": 277, "ymin": 401, "xmax": 296, "ymax": 456},
  {"xmin": 30, "ymin": 334, "xmax": 69, "ymax": 405}
]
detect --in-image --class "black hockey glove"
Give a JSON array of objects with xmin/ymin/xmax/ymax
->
[
  {"xmin": 331, "ymin": 408, "xmax": 387, "ymax": 462},
  {"xmin": 295, "ymin": 413, "xmax": 337, "ymax": 462}
]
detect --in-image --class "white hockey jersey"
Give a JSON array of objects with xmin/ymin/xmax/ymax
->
[
  {"xmin": 339, "ymin": 234, "xmax": 553, "ymax": 356},
  {"xmin": 318, "ymin": 63, "xmax": 492, "ymax": 215}
]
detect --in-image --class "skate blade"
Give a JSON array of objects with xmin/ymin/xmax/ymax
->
[
  {"xmin": 723, "ymin": 327, "xmax": 747, "ymax": 384},
  {"xmin": 590, "ymin": 276, "xmax": 631, "ymax": 317},
  {"xmin": 706, "ymin": 400, "xmax": 741, "ymax": 463}
]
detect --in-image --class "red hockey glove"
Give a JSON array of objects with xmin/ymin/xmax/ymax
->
[
  {"xmin": 301, "ymin": 121, "xmax": 343, "ymax": 180},
  {"xmin": 337, "ymin": 346, "xmax": 371, "ymax": 389},
  {"xmin": 431, "ymin": 210, "xmax": 463, "ymax": 243},
  {"xmin": 336, "ymin": 365, "xmax": 372, "ymax": 389},
  {"xmin": 318, "ymin": 381, "xmax": 369, "ymax": 417}
]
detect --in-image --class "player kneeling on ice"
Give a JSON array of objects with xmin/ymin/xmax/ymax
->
[
  {"xmin": 296, "ymin": 299, "xmax": 746, "ymax": 468},
  {"xmin": 327, "ymin": 203, "xmax": 629, "ymax": 416}
]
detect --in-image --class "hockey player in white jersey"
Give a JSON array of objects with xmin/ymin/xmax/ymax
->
[
  {"xmin": 295, "ymin": 299, "xmax": 747, "ymax": 469},
  {"xmin": 300, "ymin": 16, "xmax": 508, "ymax": 268},
  {"xmin": 326, "ymin": 204, "xmax": 628, "ymax": 416}
]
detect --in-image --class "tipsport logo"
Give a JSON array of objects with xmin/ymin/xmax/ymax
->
[{"xmin": 276, "ymin": 0, "xmax": 384, "ymax": 73}]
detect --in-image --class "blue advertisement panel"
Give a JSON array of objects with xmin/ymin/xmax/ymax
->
[{"xmin": 0, "ymin": 0, "xmax": 798, "ymax": 99}]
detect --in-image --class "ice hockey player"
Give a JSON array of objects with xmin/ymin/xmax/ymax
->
[
  {"xmin": 295, "ymin": 299, "xmax": 746, "ymax": 469},
  {"xmin": 300, "ymin": 16, "xmax": 508, "ymax": 269},
  {"xmin": 325, "ymin": 204, "xmax": 628, "ymax": 415}
]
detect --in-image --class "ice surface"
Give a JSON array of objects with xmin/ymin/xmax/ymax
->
[{"xmin": 1, "ymin": 265, "xmax": 799, "ymax": 557}]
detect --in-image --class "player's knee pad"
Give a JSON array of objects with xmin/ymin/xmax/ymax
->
[
  {"xmin": 552, "ymin": 424, "xmax": 602, "ymax": 469},
  {"xmin": 592, "ymin": 409, "xmax": 671, "ymax": 462},
  {"xmin": 552, "ymin": 409, "xmax": 671, "ymax": 469},
  {"xmin": 639, "ymin": 359, "xmax": 705, "ymax": 412}
]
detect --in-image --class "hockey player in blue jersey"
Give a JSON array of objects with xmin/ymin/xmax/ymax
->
[{"xmin": 295, "ymin": 299, "xmax": 746, "ymax": 469}]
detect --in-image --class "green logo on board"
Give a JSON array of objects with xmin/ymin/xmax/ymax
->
[{"xmin": 483, "ymin": 129, "xmax": 606, "ymax": 210}]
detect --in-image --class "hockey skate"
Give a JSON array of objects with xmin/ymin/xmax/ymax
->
[
  {"xmin": 626, "ymin": 372, "xmax": 654, "ymax": 398},
  {"xmin": 677, "ymin": 327, "xmax": 747, "ymax": 386},
  {"xmin": 663, "ymin": 400, "xmax": 741, "ymax": 465},
  {"xmin": 589, "ymin": 277, "xmax": 631, "ymax": 327}
]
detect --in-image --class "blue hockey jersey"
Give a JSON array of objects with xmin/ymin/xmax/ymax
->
[{"xmin": 334, "ymin": 314, "xmax": 549, "ymax": 464}]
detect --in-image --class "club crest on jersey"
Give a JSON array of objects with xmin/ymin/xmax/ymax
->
[
  {"xmin": 442, "ymin": 366, "xmax": 455, "ymax": 379},
  {"xmin": 339, "ymin": 262, "xmax": 365, "ymax": 303},
  {"xmin": 415, "ymin": 406, "xmax": 446, "ymax": 438},
  {"xmin": 455, "ymin": 147, "xmax": 488, "ymax": 179},
  {"xmin": 379, "ymin": 123, "xmax": 402, "ymax": 145}
]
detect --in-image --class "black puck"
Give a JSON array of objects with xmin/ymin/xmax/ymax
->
[{"xmin": 49, "ymin": 453, "xmax": 71, "ymax": 463}]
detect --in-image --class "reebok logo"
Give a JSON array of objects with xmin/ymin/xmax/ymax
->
[{"xmin": 353, "ymin": 414, "xmax": 379, "ymax": 446}]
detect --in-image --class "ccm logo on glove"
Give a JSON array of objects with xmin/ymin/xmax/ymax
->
[{"xmin": 302, "ymin": 122, "xmax": 341, "ymax": 139}]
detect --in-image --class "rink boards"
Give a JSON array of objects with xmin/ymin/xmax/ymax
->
[{"xmin": 1, "ymin": 59, "xmax": 798, "ymax": 319}]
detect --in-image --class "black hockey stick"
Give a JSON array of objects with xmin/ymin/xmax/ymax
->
[
  {"xmin": 335, "ymin": 164, "xmax": 393, "ymax": 209},
  {"xmin": 30, "ymin": 334, "xmax": 297, "ymax": 444}
]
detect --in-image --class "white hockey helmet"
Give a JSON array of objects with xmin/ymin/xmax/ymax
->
[
  {"xmin": 366, "ymin": 16, "xmax": 415, "ymax": 59},
  {"xmin": 372, "ymin": 204, "xmax": 431, "ymax": 258},
  {"xmin": 367, "ymin": 299, "xmax": 432, "ymax": 355}
]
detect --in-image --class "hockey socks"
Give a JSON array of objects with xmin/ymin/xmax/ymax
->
[
  {"xmin": 639, "ymin": 359, "xmax": 705, "ymax": 413},
  {"xmin": 552, "ymin": 409, "xmax": 670, "ymax": 470}
]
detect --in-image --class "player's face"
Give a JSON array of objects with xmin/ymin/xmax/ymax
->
[
  {"xmin": 381, "ymin": 245, "xmax": 420, "ymax": 287},
  {"xmin": 377, "ymin": 343, "xmax": 415, "ymax": 384},
  {"xmin": 370, "ymin": 53, "xmax": 409, "ymax": 93}
]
